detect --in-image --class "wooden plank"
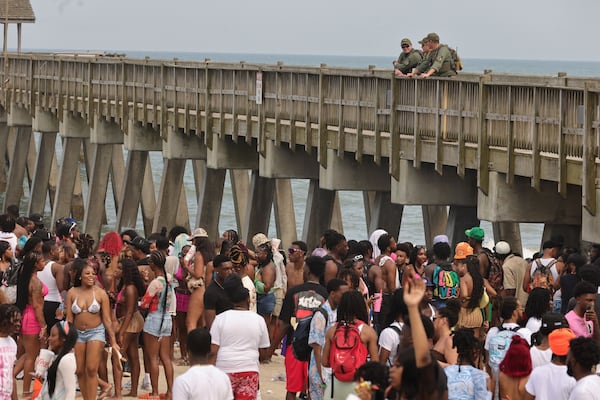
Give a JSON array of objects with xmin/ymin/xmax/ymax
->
[
  {"xmin": 413, "ymin": 80, "xmax": 421, "ymax": 168},
  {"xmin": 477, "ymin": 76, "xmax": 490, "ymax": 194},
  {"xmin": 558, "ymin": 90, "xmax": 566, "ymax": 197},
  {"xmin": 232, "ymin": 69, "xmax": 238, "ymax": 141},
  {"xmin": 582, "ymin": 83, "xmax": 597, "ymax": 215},
  {"xmin": 317, "ymin": 67, "xmax": 327, "ymax": 166},
  {"xmin": 204, "ymin": 64, "xmax": 213, "ymax": 149},
  {"xmin": 355, "ymin": 77, "xmax": 363, "ymax": 161},
  {"xmin": 373, "ymin": 78, "xmax": 381, "ymax": 165},
  {"xmin": 274, "ymin": 69, "xmax": 281, "ymax": 146},
  {"xmin": 457, "ymin": 81, "xmax": 465, "ymax": 177},
  {"xmin": 389, "ymin": 75, "xmax": 399, "ymax": 179},
  {"xmin": 531, "ymin": 87, "xmax": 540, "ymax": 191},
  {"xmin": 506, "ymin": 86, "xmax": 514, "ymax": 185},
  {"xmin": 218, "ymin": 69, "xmax": 224, "ymax": 139},
  {"xmin": 245, "ymin": 69, "xmax": 252, "ymax": 144},
  {"xmin": 289, "ymin": 72, "xmax": 297, "ymax": 150},
  {"xmin": 434, "ymin": 80, "xmax": 442, "ymax": 174},
  {"xmin": 304, "ymin": 73, "xmax": 312, "ymax": 154},
  {"xmin": 337, "ymin": 76, "xmax": 345, "ymax": 156}
]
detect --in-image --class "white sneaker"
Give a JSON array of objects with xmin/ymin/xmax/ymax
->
[
  {"xmin": 141, "ymin": 374, "xmax": 152, "ymax": 391},
  {"xmin": 16, "ymin": 371, "xmax": 24, "ymax": 380}
]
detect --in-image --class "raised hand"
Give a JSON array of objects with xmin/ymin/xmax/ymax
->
[{"xmin": 403, "ymin": 275, "xmax": 426, "ymax": 307}]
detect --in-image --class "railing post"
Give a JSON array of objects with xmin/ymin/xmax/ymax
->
[
  {"xmin": 583, "ymin": 82, "xmax": 597, "ymax": 215},
  {"xmin": 389, "ymin": 73, "xmax": 399, "ymax": 180},
  {"xmin": 457, "ymin": 81, "xmax": 465, "ymax": 177},
  {"xmin": 477, "ymin": 75, "xmax": 490, "ymax": 194},
  {"xmin": 530, "ymin": 87, "xmax": 540, "ymax": 191},
  {"xmin": 506, "ymin": 85, "xmax": 514, "ymax": 185},
  {"xmin": 557, "ymin": 89, "xmax": 566, "ymax": 197},
  {"xmin": 318, "ymin": 65, "xmax": 327, "ymax": 167}
]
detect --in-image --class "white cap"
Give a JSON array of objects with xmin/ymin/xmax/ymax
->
[
  {"xmin": 433, "ymin": 234, "xmax": 449, "ymax": 245},
  {"xmin": 495, "ymin": 241, "xmax": 511, "ymax": 255}
]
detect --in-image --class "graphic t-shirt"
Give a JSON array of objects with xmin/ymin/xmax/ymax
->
[
  {"xmin": 279, "ymin": 282, "xmax": 328, "ymax": 344},
  {"xmin": 0, "ymin": 336, "xmax": 17, "ymax": 400}
]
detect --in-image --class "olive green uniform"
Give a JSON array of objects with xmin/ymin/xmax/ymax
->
[
  {"xmin": 415, "ymin": 44, "xmax": 456, "ymax": 77},
  {"xmin": 395, "ymin": 49, "xmax": 423, "ymax": 74}
]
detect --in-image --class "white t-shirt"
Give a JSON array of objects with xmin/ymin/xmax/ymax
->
[
  {"xmin": 569, "ymin": 374, "xmax": 600, "ymax": 400},
  {"xmin": 525, "ymin": 362, "xmax": 575, "ymax": 400},
  {"xmin": 39, "ymin": 353, "xmax": 77, "ymax": 400},
  {"xmin": 525, "ymin": 317, "xmax": 542, "ymax": 335},
  {"xmin": 378, "ymin": 322, "xmax": 403, "ymax": 366},
  {"xmin": 173, "ymin": 365, "xmax": 233, "ymax": 400},
  {"xmin": 484, "ymin": 322, "xmax": 533, "ymax": 350},
  {"xmin": 0, "ymin": 336, "xmax": 16, "ymax": 400},
  {"xmin": 210, "ymin": 309, "xmax": 270, "ymax": 373},
  {"xmin": 529, "ymin": 346, "xmax": 552, "ymax": 369},
  {"xmin": 0, "ymin": 233, "xmax": 17, "ymax": 255}
]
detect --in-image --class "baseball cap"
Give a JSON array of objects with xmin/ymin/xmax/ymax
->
[
  {"xmin": 454, "ymin": 242, "xmax": 474, "ymax": 260},
  {"xmin": 188, "ymin": 228, "xmax": 208, "ymax": 240},
  {"xmin": 424, "ymin": 32, "xmax": 440, "ymax": 42},
  {"xmin": 433, "ymin": 234, "xmax": 449, "ymax": 245},
  {"xmin": 548, "ymin": 328, "xmax": 576, "ymax": 356},
  {"xmin": 401, "ymin": 38, "xmax": 412, "ymax": 46},
  {"xmin": 125, "ymin": 236, "xmax": 151, "ymax": 254},
  {"xmin": 29, "ymin": 213, "xmax": 44, "ymax": 227},
  {"xmin": 494, "ymin": 241, "xmax": 511, "ymax": 255},
  {"xmin": 465, "ymin": 227, "xmax": 485, "ymax": 241}
]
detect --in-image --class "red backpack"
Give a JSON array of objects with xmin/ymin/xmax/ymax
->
[{"xmin": 329, "ymin": 321, "xmax": 368, "ymax": 382}]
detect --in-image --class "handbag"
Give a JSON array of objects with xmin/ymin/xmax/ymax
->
[{"xmin": 0, "ymin": 260, "xmax": 22, "ymax": 304}]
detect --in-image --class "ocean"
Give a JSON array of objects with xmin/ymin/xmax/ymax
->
[{"xmin": 18, "ymin": 51, "xmax": 600, "ymax": 255}]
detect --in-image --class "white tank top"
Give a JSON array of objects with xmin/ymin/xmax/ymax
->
[{"xmin": 38, "ymin": 261, "xmax": 61, "ymax": 302}]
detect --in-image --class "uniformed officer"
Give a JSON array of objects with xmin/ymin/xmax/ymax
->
[
  {"xmin": 408, "ymin": 33, "xmax": 457, "ymax": 78},
  {"xmin": 393, "ymin": 38, "xmax": 423, "ymax": 76}
]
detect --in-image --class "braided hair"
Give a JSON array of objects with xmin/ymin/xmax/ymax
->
[
  {"xmin": 150, "ymin": 250, "xmax": 169, "ymax": 316},
  {"xmin": 117, "ymin": 258, "xmax": 146, "ymax": 300},
  {"xmin": 47, "ymin": 321, "xmax": 78, "ymax": 396},
  {"xmin": 16, "ymin": 252, "xmax": 42, "ymax": 312},
  {"xmin": 452, "ymin": 328, "xmax": 481, "ymax": 371},
  {"xmin": 0, "ymin": 304, "xmax": 20, "ymax": 334}
]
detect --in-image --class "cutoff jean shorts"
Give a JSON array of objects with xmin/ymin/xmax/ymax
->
[
  {"xmin": 77, "ymin": 323, "xmax": 106, "ymax": 343},
  {"xmin": 143, "ymin": 311, "xmax": 172, "ymax": 337}
]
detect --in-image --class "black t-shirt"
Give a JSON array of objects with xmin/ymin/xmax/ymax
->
[
  {"xmin": 204, "ymin": 281, "xmax": 233, "ymax": 314},
  {"xmin": 279, "ymin": 281, "xmax": 328, "ymax": 341}
]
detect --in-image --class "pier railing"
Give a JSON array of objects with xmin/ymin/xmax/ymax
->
[{"xmin": 1, "ymin": 53, "xmax": 598, "ymax": 201}]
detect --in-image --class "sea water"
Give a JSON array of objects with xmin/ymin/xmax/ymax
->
[{"xmin": 22, "ymin": 51, "xmax": 600, "ymax": 254}]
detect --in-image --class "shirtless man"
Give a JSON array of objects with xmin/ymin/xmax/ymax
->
[
  {"xmin": 324, "ymin": 231, "xmax": 348, "ymax": 285},
  {"xmin": 376, "ymin": 234, "xmax": 398, "ymax": 330},
  {"xmin": 286, "ymin": 240, "xmax": 307, "ymax": 290}
]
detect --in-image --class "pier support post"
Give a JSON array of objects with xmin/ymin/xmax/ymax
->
[
  {"xmin": 110, "ymin": 145, "xmax": 125, "ymax": 216},
  {"xmin": 302, "ymin": 179, "xmax": 336, "ymax": 250},
  {"xmin": 422, "ymin": 206, "xmax": 449, "ymax": 248},
  {"xmin": 242, "ymin": 171, "xmax": 275, "ymax": 244},
  {"xmin": 116, "ymin": 151, "xmax": 148, "ymax": 233},
  {"xmin": 140, "ymin": 157, "xmax": 157, "ymax": 236},
  {"xmin": 446, "ymin": 206, "xmax": 480, "ymax": 247},
  {"xmin": 51, "ymin": 137, "xmax": 84, "ymax": 224},
  {"xmin": 153, "ymin": 159, "xmax": 186, "ymax": 233},
  {"xmin": 0, "ymin": 120, "xmax": 7, "ymax": 192},
  {"xmin": 83, "ymin": 144, "xmax": 113, "ymax": 242},
  {"xmin": 366, "ymin": 191, "xmax": 403, "ymax": 239},
  {"xmin": 492, "ymin": 222, "xmax": 523, "ymax": 256},
  {"xmin": 274, "ymin": 179, "xmax": 298, "ymax": 248},
  {"xmin": 230, "ymin": 170, "xmax": 250, "ymax": 238},
  {"xmin": 195, "ymin": 161, "xmax": 226, "ymax": 239},
  {"xmin": 4, "ymin": 127, "xmax": 32, "ymax": 211},
  {"xmin": 541, "ymin": 224, "xmax": 581, "ymax": 250},
  {"xmin": 27, "ymin": 132, "xmax": 57, "ymax": 215}
]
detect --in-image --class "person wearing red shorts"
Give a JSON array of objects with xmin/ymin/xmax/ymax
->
[{"xmin": 271, "ymin": 256, "xmax": 329, "ymax": 400}]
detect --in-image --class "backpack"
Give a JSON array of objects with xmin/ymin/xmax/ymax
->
[
  {"xmin": 530, "ymin": 259, "xmax": 557, "ymax": 292},
  {"xmin": 291, "ymin": 306, "xmax": 327, "ymax": 362},
  {"xmin": 0, "ymin": 260, "xmax": 22, "ymax": 304},
  {"xmin": 447, "ymin": 46, "xmax": 463, "ymax": 71},
  {"xmin": 487, "ymin": 326, "xmax": 520, "ymax": 370},
  {"xmin": 432, "ymin": 263, "xmax": 460, "ymax": 300},
  {"xmin": 329, "ymin": 321, "xmax": 368, "ymax": 382},
  {"xmin": 482, "ymin": 248, "xmax": 504, "ymax": 293}
]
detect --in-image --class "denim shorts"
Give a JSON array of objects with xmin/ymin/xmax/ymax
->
[
  {"xmin": 77, "ymin": 324, "xmax": 106, "ymax": 343},
  {"xmin": 256, "ymin": 293, "xmax": 275, "ymax": 316},
  {"xmin": 143, "ymin": 312, "xmax": 172, "ymax": 337}
]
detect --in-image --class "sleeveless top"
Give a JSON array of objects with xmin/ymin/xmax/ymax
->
[{"xmin": 38, "ymin": 261, "xmax": 61, "ymax": 302}]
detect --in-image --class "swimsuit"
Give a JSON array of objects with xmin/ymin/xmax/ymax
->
[{"xmin": 71, "ymin": 288, "xmax": 101, "ymax": 314}]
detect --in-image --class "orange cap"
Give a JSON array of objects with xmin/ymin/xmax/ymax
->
[
  {"xmin": 454, "ymin": 242, "xmax": 474, "ymax": 260},
  {"xmin": 548, "ymin": 328, "xmax": 576, "ymax": 356}
]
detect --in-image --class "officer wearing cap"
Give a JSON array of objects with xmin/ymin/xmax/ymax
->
[
  {"xmin": 408, "ymin": 32, "xmax": 457, "ymax": 78},
  {"xmin": 393, "ymin": 38, "xmax": 423, "ymax": 76}
]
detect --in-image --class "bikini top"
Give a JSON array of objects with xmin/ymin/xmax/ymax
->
[{"xmin": 71, "ymin": 288, "xmax": 101, "ymax": 314}]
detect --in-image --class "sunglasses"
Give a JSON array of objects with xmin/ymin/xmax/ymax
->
[
  {"xmin": 288, "ymin": 248, "xmax": 303, "ymax": 254},
  {"xmin": 401, "ymin": 45, "xmax": 410, "ymax": 48},
  {"xmin": 353, "ymin": 255, "xmax": 364, "ymax": 262}
]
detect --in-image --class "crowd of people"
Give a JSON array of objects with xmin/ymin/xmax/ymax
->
[{"xmin": 1, "ymin": 205, "xmax": 600, "ymax": 400}]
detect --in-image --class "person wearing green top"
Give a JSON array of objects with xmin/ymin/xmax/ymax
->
[
  {"xmin": 408, "ymin": 32, "xmax": 457, "ymax": 78},
  {"xmin": 393, "ymin": 38, "xmax": 423, "ymax": 76}
]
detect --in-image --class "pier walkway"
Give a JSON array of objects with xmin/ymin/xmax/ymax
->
[{"xmin": 0, "ymin": 53, "xmax": 598, "ymax": 250}]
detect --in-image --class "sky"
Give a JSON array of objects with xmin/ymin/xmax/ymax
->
[{"xmin": 12, "ymin": 0, "xmax": 600, "ymax": 62}]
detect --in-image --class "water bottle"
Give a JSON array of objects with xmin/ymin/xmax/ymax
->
[{"xmin": 184, "ymin": 245, "xmax": 196, "ymax": 263}]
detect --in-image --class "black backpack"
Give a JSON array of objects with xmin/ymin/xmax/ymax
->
[{"xmin": 291, "ymin": 307, "xmax": 328, "ymax": 361}]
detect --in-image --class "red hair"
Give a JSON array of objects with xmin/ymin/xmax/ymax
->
[
  {"xmin": 97, "ymin": 231, "xmax": 123, "ymax": 257},
  {"xmin": 499, "ymin": 336, "xmax": 532, "ymax": 378}
]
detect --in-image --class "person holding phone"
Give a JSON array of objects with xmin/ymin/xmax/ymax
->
[{"xmin": 565, "ymin": 281, "xmax": 600, "ymax": 340}]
